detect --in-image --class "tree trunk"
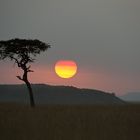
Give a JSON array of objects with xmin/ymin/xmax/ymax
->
[
  {"xmin": 22, "ymin": 68, "xmax": 35, "ymax": 107},
  {"xmin": 25, "ymin": 81, "xmax": 35, "ymax": 107}
]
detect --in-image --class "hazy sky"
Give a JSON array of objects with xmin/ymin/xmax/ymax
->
[{"xmin": 0, "ymin": 0, "xmax": 140, "ymax": 95}]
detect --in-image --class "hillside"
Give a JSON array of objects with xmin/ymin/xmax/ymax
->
[{"xmin": 0, "ymin": 84, "xmax": 125, "ymax": 104}]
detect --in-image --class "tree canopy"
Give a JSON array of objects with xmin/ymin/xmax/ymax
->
[{"xmin": 0, "ymin": 38, "xmax": 50, "ymax": 62}]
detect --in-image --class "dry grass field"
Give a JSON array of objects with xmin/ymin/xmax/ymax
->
[{"xmin": 0, "ymin": 103, "xmax": 140, "ymax": 140}]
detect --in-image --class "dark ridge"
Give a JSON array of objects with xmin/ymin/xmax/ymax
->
[{"xmin": 0, "ymin": 84, "xmax": 125, "ymax": 105}]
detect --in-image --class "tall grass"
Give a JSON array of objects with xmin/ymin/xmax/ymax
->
[{"xmin": 0, "ymin": 103, "xmax": 140, "ymax": 140}]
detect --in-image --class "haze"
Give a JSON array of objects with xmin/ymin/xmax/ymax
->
[{"xmin": 0, "ymin": 0, "xmax": 140, "ymax": 95}]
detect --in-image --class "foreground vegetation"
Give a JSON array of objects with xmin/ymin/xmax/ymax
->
[{"xmin": 0, "ymin": 103, "xmax": 140, "ymax": 140}]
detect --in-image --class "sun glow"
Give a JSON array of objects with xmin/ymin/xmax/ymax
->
[{"xmin": 55, "ymin": 60, "xmax": 77, "ymax": 79}]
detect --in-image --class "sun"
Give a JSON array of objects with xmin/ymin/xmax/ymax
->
[{"xmin": 55, "ymin": 60, "xmax": 77, "ymax": 79}]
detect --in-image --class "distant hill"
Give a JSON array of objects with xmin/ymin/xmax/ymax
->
[
  {"xmin": 119, "ymin": 92, "xmax": 140, "ymax": 102},
  {"xmin": 0, "ymin": 84, "xmax": 125, "ymax": 104}
]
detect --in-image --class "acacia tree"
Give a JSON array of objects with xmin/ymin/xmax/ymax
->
[{"xmin": 0, "ymin": 38, "xmax": 50, "ymax": 107}]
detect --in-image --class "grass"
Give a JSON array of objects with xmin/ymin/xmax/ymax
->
[{"xmin": 0, "ymin": 103, "xmax": 140, "ymax": 140}]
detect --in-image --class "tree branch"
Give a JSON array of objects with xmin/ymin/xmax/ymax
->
[
  {"xmin": 27, "ymin": 65, "xmax": 34, "ymax": 72},
  {"xmin": 28, "ymin": 70, "xmax": 34, "ymax": 72},
  {"xmin": 10, "ymin": 56, "xmax": 21, "ymax": 67},
  {"xmin": 16, "ymin": 76, "xmax": 23, "ymax": 81}
]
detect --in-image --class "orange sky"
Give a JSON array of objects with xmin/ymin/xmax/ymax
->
[{"xmin": 0, "ymin": 62, "xmax": 140, "ymax": 96}]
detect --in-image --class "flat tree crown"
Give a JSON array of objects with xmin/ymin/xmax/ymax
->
[{"xmin": 0, "ymin": 38, "xmax": 50, "ymax": 62}]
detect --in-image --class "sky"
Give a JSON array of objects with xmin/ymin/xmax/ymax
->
[{"xmin": 0, "ymin": 0, "xmax": 140, "ymax": 95}]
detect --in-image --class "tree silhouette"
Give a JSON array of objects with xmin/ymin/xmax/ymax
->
[{"xmin": 0, "ymin": 38, "xmax": 50, "ymax": 107}]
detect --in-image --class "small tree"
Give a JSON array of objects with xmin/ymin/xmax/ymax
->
[{"xmin": 0, "ymin": 38, "xmax": 50, "ymax": 107}]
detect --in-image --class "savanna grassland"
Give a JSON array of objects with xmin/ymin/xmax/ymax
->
[{"xmin": 0, "ymin": 104, "xmax": 140, "ymax": 140}]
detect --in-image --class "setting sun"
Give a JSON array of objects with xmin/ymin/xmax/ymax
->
[{"xmin": 55, "ymin": 60, "xmax": 77, "ymax": 79}]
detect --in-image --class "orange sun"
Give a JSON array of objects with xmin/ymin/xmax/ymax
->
[{"xmin": 55, "ymin": 60, "xmax": 77, "ymax": 78}]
